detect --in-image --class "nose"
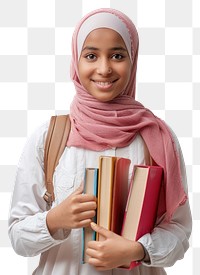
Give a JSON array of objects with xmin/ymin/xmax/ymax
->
[{"xmin": 96, "ymin": 58, "xmax": 112, "ymax": 76}]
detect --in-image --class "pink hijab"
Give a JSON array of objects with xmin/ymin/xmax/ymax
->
[{"xmin": 67, "ymin": 8, "xmax": 187, "ymax": 221}]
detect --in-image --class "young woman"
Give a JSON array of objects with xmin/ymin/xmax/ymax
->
[{"xmin": 8, "ymin": 8, "xmax": 192, "ymax": 275}]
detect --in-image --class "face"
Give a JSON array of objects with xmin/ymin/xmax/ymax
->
[{"xmin": 78, "ymin": 28, "xmax": 132, "ymax": 102}]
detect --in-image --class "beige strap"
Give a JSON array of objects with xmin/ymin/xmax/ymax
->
[{"xmin": 44, "ymin": 115, "xmax": 71, "ymax": 205}]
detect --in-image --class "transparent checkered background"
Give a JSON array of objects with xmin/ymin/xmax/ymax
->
[{"xmin": 0, "ymin": 0, "xmax": 199, "ymax": 274}]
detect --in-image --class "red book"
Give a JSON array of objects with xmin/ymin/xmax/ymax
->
[
  {"xmin": 121, "ymin": 165, "xmax": 163, "ymax": 269},
  {"xmin": 111, "ymin": 157, "xmax": 131, "ymax": 235}
]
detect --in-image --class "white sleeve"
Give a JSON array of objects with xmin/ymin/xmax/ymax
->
[
  {"xmin": 8, "ymin": 122, "xmax": 70, "ymax": 257},
  {"xmin": 138, "ymin": 130, "xmax": 192, "ymax": 267}
]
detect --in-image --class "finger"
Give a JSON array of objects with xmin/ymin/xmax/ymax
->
[
  {"xmin": 90, "ymin": 222, "xmax": 112, "ymax": 239},
  {"xmin": 87, "ymin": 240, "xmax": 98, "ymax": 249},
  {"xmin": 86, "ymin": 252, "xmax": 104, "ymax": 268},
  {"xmin": 85, "ymin": 247, "xmax": 96, "ymax": 258},
  {"xmin": 88, "ymin": 257, "xmax": 110, "ymax": 271},
  {"xmin": 77, "ymin": 210, "xmax": 96, "ymax": 222},
  {"xmin": 76, "ymin": 218, "xmax": 92, "ymax": 228},
  {"xmin": 79, "ymin": 193, "xmax": 97, "ymax": 203},
  {"xmin": 78, "ymin": 200, "xmax": 97, "ymax": 212},
  {"xmin": 87, "ymin": 256, "xmax": 105, "ymax": 268}
]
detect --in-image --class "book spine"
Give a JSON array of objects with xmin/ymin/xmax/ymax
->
[
  {"xmin": 82, "ymin": 168, "xmax": 98, "ymax": 263},
  {"xmin": 135, "ymin": 167, "xmax": 162, "ymax": 240}
]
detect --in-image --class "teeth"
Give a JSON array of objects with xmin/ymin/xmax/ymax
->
[{"xmin": 96, "ymin": 81, "xmax": 112, "ymax": 86}]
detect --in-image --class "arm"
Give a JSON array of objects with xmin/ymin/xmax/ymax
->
[
  {"xmin": 8, "ymin": 122, "xmax": 96, "ymax": 257},
  {"xmin": 138, "ymin": 130, "xmax": 192, "ymax": 267},
  {"xmin": 138, "ymin": 200, "xmax": 192, "ymax": 267},
  {"xmin": 8, "ymin": 122, "xmax": 66, "ymax": 257}
]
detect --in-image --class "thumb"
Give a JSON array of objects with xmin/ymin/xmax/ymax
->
[{"xmin": 90, "ymin": 222, "xmax": 112, "ymax": 239}]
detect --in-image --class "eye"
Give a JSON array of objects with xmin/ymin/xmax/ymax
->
[
  {"xmin": 85, "ymin": 53, "xmax": 97, "ymax": 61},
  {"xmin": 111, "ymin": 53, "xmax": 125, "ymax": 60}
]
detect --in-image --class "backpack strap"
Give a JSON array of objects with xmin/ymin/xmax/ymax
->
[{"xmin": 43, "ymin": 115, "xmax": 71, "ymax": 206}]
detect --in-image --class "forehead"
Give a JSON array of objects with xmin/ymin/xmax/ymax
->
[{"xmin": 83, "ymin": 28, "xmax": 126, "ymax": 47}]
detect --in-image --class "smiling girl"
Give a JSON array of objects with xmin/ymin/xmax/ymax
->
[{"xmin": 8, "ymin": 8, "xmax": 192, "ymax": 275}]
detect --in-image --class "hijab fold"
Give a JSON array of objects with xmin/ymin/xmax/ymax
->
[{"xmin": 67, "ymin": 8, "xmax": 187, "ymax": 221}]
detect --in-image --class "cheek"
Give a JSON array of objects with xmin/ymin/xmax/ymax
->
[
  {"xmin": 77, "ymin": 62, "xmax": 84, "ymax": 77},
  {"xmin": 77, "ymin": 66, "xmax": 87, "ymax": 87},
  {"xmin": 120, "ymin": 66, "xmax": 131, "ymax": 86},
  {"xmin": 125, "ymin": 64, "xmax": 132, "ymax": 83},
  {"xmin": 78, "ymin": 63, "xmax": 92, "ymax": 81}
]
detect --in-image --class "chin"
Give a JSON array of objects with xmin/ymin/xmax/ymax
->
[
  {"xmin": 95, "ymin": 96, "xmax": 115, "ymax": 103},
  {"xmin": 91, "ymin": 92, "xmax": 118, "ymax": 103}
]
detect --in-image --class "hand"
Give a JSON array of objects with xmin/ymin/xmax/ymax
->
[
  {"xmin": 46, "ymin": 183, "xmax": 97, "ymax": 235},
  {"xmin": 86, "ymin": 222, "xmax": 144, "ymax": 271}
]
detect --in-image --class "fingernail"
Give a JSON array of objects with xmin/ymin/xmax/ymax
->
[{"xmin": 90, "ymin": 222, "xmax": 96, "ymax": 227}]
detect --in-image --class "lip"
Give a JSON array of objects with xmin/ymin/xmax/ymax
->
[{"xmin": 92, "ymin": 79, "xmax": 118, "ymax": 90}]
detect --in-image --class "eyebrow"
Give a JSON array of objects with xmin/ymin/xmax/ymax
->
[{"xmin": 81, "ymin": 46, "xmax": 127, "ymax": 52}]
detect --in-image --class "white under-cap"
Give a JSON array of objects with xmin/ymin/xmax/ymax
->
[{"xmin": 77, "ymin": 12, "xmax": 132, "ymax": 61}]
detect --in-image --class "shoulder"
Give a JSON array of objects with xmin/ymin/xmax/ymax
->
[
  {"xmin": 25, "ymin": 120, "xmax": 50, "ymax": 152},
  {"xmin": 165, "ymin": 122, "xmax": 182, "ymax": 153},
  {"xmin": 16, "ymin": 120, "xmax": 51, "ymax": 171}
]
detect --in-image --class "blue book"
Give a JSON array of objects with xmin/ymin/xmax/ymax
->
[{"xmin": 82, "ymin": 168, "xmax": 98, "ymax": 263}]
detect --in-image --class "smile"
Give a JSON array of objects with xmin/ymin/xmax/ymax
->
[
  {"xmin": 92, "ymin": 80, "xmax": 117, "ymax": 89},
  {"xmin": 96, "ymin": 81, "xmax": 112, "ymax": 86}
]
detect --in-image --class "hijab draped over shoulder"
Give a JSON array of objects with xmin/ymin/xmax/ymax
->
[{"xmin": 67, "ymin": 8, "xmax": 187, "ymax": 221}]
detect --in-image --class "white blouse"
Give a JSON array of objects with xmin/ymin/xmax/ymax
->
[{"xmin": 8, "ymin": 121, "xmax": 192, "ymax": 275}]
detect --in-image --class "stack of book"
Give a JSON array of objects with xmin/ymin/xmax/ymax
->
[{"xmin": 82, "ymin": 156, "xmax": 163, "ymax": 269}]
